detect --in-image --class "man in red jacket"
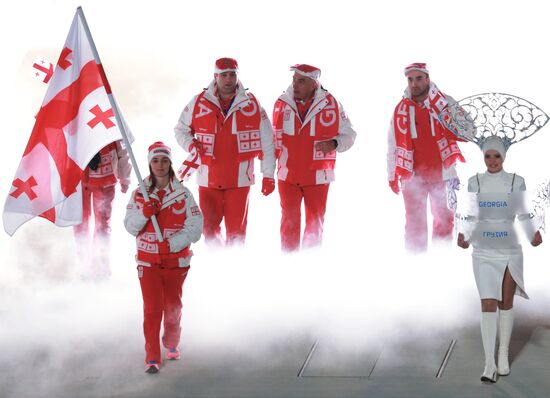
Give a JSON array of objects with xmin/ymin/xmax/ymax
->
[
  {"xmin": 387, "ymin": 63, "xmax": 465, "ymax": 252},
  {"xmin": 272, "ymin": 64, "xmax": 356, "ymax": 252},
  {"xmin": 175, "ymin": 58, "xmax": 275, "ymax": 246}
]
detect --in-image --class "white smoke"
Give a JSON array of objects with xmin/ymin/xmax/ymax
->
[{"xmin": 1, "ymin": 0, "xmax": 550, "ymax": 396}]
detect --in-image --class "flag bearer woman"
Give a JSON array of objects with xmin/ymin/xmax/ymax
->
[{"xmin": 124, "ymin": 142, "xmax": 203, "ymax": 374}]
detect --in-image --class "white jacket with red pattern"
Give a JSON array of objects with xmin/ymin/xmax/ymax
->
[
  {"xmin": 174, "ymin": 80, "xmax": 275, "ymax": 189},
  {"xmin": 85, "ymin": 141, "xmax": 132, "ymax": 189},
  {"xmin": 272, "ymin": 86, "xmax": 356, "ymax": 186},
  {"xmin": 124, "ymin": 177, "xmax": 203, "ymax": 268},
  {"xmin": 386, "ymin": 87, "xmax": 460, "ymax": 183}
]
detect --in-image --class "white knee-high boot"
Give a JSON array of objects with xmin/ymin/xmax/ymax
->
[
  {"xmin": 498, "ymin": 309, "xmax": 514, "ymax": 376},
  {"xmin": 480, "ymin": 312, "xmax": 498, "ymax": 382}
]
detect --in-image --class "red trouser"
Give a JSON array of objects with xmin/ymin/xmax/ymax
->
[
  {"xmin": 401, "ymin": 176, "xmax": 453, "ymax": 252},
  {"xmin": 278, "ymin": 180, "xmax": 330, "ymax": 252},
  {"xmin": 198, "ymin": 186, "xmax": 250, "ymax": 246},
  {"xmin": 138, "ymin": 262, "xmax": 189, "ymax": 364},
  {"xmin": 74, "ymin": 184, "xmax": 115, "ymax": 238},
  {"xmin": 73, "ymin": 184, "xmax": 115, "ymax": 277}
]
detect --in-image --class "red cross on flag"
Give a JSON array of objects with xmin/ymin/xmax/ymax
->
[
  {"xmin": 177, "ymin": 148, "xmax": 201, "ymax": 181},
  {"xmin": 32, "ymin": 57, "xmax": 54, "ymax": 83},
  {"xmin": 3, "ymin": 8, "xmax": 134, "ymax": 236}
]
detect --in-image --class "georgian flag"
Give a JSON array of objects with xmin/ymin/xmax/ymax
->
[
  {"xmin": 32, "ymin": 57, "xmax": 54, "ymax": 83},
  {"xmin": 177, "ymin": 148, "xmax": 201, "ymax": 182},
  {"xmin": 3, "ymin": 9, "xmax": 133, "ymax": 236}
]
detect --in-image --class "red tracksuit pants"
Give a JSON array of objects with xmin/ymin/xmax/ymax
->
[
  {"xmin": 279, "ymin": 180, "xmax": 330, "ymax": 252},
  {"xmin": 138, "ymin": 262, "xmax": 189, "ymax": 364},
  {"xmin": 198, "ymin": 186, "xmax": 250, "ymax": 246},
  {"xmin": 401, "ymin": 176, "xmax": 453, "ymax": 252},
  {"xmin": 73, "ymin": 184, "xmax": 115, "ymax": 277},
  {"xmin": 74, "ymin": 184, "xmax": 115, "ymax": 239}
]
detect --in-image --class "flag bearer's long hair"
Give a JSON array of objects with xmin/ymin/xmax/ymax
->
[{"xmin": 148, "ymin": 163, "xmax": 176, "ymax": 194}]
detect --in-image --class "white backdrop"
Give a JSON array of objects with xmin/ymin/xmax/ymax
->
[{"xmin": 1, "ymin": 0, "xmax": 549, "ymax": 371}]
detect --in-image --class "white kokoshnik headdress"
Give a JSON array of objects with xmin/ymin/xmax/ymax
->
[
  {"xmin": 439, "ymin": 93, "xmax": 550, "ymax": 230},
  {"xmin": 438, "ymin": 92, "xmax": 549, "ymax": 152}
]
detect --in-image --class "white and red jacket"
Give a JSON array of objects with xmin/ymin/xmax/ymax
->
[
  {"xmin": 174, "ymin": 81, "xmax": 275, "ymax": 189},
  {"xmin": 124, "ymin": 177, "xmax": 203, "ymax": 268},
  {"xmin": 272, "ymin": 86, "xmax": 356, "ymax": 186},
  {"xmin": 84, "ymin": 141, "xmax": 132, "ymax": 189},
  {"xmin": 387, "ymin": 87, "xmax": 463, "ymax": 183}
]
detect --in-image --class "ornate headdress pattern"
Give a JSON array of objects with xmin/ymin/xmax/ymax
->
[
  {"xmin": 440, "ymin": 93, "xmax": 549, "ymax": 230},
  {"xmin": 438, "ymin": 92, "xmax": 548, "ymax": 150}
]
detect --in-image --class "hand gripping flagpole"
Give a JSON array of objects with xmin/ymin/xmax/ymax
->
[
  {"xmin": 177, "ymin": 147, "xmax": 201, "ymax": 181},
  {"xmin": 76, "ymin": 7, "xmax": 163, "ymax": 241}
]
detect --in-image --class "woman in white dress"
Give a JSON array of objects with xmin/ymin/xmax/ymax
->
[{"xmin": 457, "ymin": 136, "xmax": 543, "ymax": 383}]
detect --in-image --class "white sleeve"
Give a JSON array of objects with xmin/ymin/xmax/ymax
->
[
  {"xmin": 115, "ymin": 141, "xmax": 132, "ymax": 186},
  {"xmin": 467, "ymin": 175, "xmax": 478, "ymax": 193},
  {"xmin": 515, "ymin": 177, "xmax": 537, "ymax": 240},
  {"xmin": 259, "ymin": 105, "xmax": 276, "ymax": 178},
  {"xmin": 174, "ymin": 96, "xmax": 199, "ymax": 153},
  {"xmin": 460, "ymin": 176, "xmax": 479, "ymax": 242},
  {"xmin": 334, "ymin": 101, "xmax": 356, "ymax": 153},
  {"xmin": 167, "ymin": 188, "xmax": 204, "ymax": 251},
  {"xmin": 123, "ymin": 190, "xmax": 148, "ymax": 237},
  {"xmin": 387, "ymin": 119, "xmax": 397, "ymax": 181}
]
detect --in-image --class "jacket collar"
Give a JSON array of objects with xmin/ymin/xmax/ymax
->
[
  {"xmin": 144, "ymin": 176, "xmax": 184, "ymax": 194},
  {"xmin": 203, "ymin": 80, "xmax": 251, "ymax": 118},
  {"xmin": 403, "ymin": 81, "xmax": 439, "ymax": 102},
  {"xmin": 279, "ymin": 85, "xmax": 330, "ymax": 124}
]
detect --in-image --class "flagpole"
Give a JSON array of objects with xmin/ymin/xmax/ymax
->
[{"xmin": 76, "ymin": 7, "xmax": 163, "ymax": 242}]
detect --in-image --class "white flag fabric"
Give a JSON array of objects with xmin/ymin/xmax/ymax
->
[{"xmin": 3, "ymin": 10, "xmax": 133, "ymax": 236}]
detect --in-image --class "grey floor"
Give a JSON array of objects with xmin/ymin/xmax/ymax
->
[
  {"xmin": 2, "ymin": 315, "xmax": 549, "ymax": 398},
  {"xmin": 2, "ymin": 226, "xmax": 549, "ymax": 398}
]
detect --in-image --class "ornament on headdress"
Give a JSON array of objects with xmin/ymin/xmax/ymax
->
[
  {"xmin": 440, "ymin": 93, "xmax": 550, "ymax": 227},
  {"xmin": 438, "ymin": 93, "xmax": 549, "ymax": 150}
]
